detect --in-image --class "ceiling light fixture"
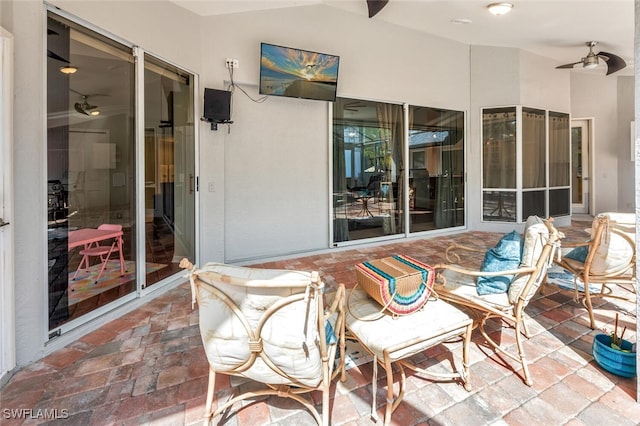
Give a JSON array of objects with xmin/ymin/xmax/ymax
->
[
  {"xmin": 59, "ymin": 65, "xmax": 78, "ymax": 74},
  {"xmin": 582, "ymin": 55, "xmax": 599, "ymax": 69},
  {"xmin": 487, "ymin": 2, "xmax": 514, "ymax": 16}
]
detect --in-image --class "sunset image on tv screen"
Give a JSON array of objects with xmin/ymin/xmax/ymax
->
[{"xmin": 259, "ymin": 43, "xmax": 339, "ymax": 101}]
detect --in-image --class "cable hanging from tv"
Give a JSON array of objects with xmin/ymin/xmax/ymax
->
[
  {"xmin": 227, "ymin": 65, "xmax": 268, "ymax": 104},
  {"xmin": 202, "ymin": 66, "xmax": 271, "ymax": 131}
]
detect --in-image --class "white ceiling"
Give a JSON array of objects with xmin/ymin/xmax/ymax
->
[{"xmin": 169, "ymin": 0, "xmax": 635, "ymax": 75}]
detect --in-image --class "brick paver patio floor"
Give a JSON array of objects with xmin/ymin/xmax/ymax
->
[{"xmin": 1, "ymin": 220, "xmax": 637, "ymax": 425}]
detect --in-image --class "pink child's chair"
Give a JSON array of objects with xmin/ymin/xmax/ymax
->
[{"xmin": 72, "ymin": 224, "xmax": 125, "ymax": 284}]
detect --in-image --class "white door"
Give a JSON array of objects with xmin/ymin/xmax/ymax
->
[
  {"xmin": 571, "ymin": 120, "xmax": 591, "ymax": 214},
  {"xmin": 0, "ymin": 27, "xmax": 16, "ymax": 382}
]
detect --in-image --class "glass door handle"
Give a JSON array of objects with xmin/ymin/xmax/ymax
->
[
  {"xmin": 0, "ymin": 218, "xmax": 9, "ymax": 228},
  {"xmin": 189, "ymin": 174, "xmax": 194, "ymax": 194}
]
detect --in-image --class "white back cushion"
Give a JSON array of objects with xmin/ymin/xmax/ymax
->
[
  {"xmin": 195, "ymin": 263, "xmax": 323, "ymax": 387},
  {"xmin": 590, "ymin": 212, "xmax": 635, "ymax": 275},
  {"xmin": 508, "ymin": 216, "xmax": 549, "ymax": 304}
]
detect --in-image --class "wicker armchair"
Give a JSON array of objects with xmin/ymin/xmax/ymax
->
[
  {"xmin": 434, "ymin": 217, "xmax": 562, "ymax": 386},
  {"xmin": 180, "ymin": 259, "xmax": 346, "ymax": 426},
  {"xmin": 546, "ymin": 212, "xmax": 636, "ymax": 329}
]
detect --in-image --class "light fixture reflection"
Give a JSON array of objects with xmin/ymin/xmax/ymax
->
[
  {"xmin": 59, "ymin": 66, "xmax": 78, "ymax": 74},
  {"xmin": 487, "ymin": 2, "xmax": 513, "ymax": 16}
]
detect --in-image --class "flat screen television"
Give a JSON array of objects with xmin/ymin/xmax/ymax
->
[{"xmin": 259, "ymin": 43, "xmax": 339, "ymax": 102}]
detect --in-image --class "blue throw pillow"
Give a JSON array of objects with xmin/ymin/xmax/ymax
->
[
  {"xmin": 325, "ymin": 320, "xmax": 337, "ymax": 345},
  {"xmin": 477, "ymin": 230, "xmax": 522, "ymax": 295},
  {"xmin": 565, "ymin": 245, "xmax": 589, "ymax": 263}
]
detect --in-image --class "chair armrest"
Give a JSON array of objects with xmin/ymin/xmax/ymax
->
[
  {"xmin": 324, "ymin": 284, "xmax": 345, "ymax": 319},
  {"xmin": 323, "ymin": 284, "xmax": 346, "ymax": 381},
  {"xmin": 445, "ymin": 243, "xmax": 487, "ymax": 264},
  {"xmin": 434, "ymin": 263, "xmax": 536, "ymax": 281},
  {"xmin": 559, "ymin": 240, "xmax": 591, "ymax": 249},
  {"xmin": 323, "ymin": 285, "xmax": 346, "ymax": 351}
]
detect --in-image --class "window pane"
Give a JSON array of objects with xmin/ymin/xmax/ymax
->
[
  {"xmin": 549, "ymin": 188, "xmax": 570, "ymax": 216},
  {"xmin": 47, "ymin": 13, "xmax": 135, "ymax": 329},
  {"xmin": 522, "ymin": 108, "xmax": 546, "ymax": 188},
  {"xmin": 409, "ymin": 106, "xmax": 465, "ymax": 232},
  {"xmin": 483, "ymin": 191, "xmax": 516, "ymax": 222},
  {"xmin": 523, "ymin": 190, "xmax": 546, "ymax": 218},
  {"xmin": 483, "ymin": 108, "xmax": 516, "ymax": 189},
  {"xmin": 333, "ymin": 98, "xmax": 404, "ymax": 242},
  {"xmin": 549, "ymin": 111, "xmax": 570, "ymax": 187},
  {"xmin": 571, "ymin": 126, "xmax": 583, "ymax": 204}
]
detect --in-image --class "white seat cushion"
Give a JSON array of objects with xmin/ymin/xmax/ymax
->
[
  {"xmin": 439, "ymin": 268, "xmax": 512, "ymax": 309},
  {"xmin": 346, "ymin": 288, "xmax": 472, "ymax": 361}
]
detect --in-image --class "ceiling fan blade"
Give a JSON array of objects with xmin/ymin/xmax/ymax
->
[
  {"xmin": 366, "ymin": 0, "xmax": 389, "ymax": 18},
  {"xmin": 597, "ymin": 51, "xmax": 627, "ymax": 75},
  {"xmin": 74, "ymin": 103, "xmax": 90, "ymax": 116},
  {"xmin": 555, "ymin": 61, "xmax": 582, "ymax": 69},
  {"xmin": 47, "ymin": 49, "xmax": 70, "ymax": 64}
]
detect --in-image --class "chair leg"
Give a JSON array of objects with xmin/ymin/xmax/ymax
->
[
  {"xmin": 203, "ymin": 367, "xmax": 216, "ymax": 425},
  {"xmin": 321, "ymin": 378, "xmax": 329, "ymax": 426},
  {"xmin": 514, "ymin": 317, "xmax": 532, "ymax": 386},
  {"xmin": 461, "ymin": 321, "xmax": 472, "ymax": 391},
  {"xmin": 117, "ymin": 237, "xmax": 126, "ymax": 275},
  {"xmin": 383, "ymin": 356, "xmax": 395, "ymax": 426},
  {"xmin": 93, "ymin": 243, "xmax": 117, "ymax": 284},
  {"xmin": 72, "ymin": 247, "xmax": 92, "ymax": 280},
  {"xmin": 521, "ymin": 315, "xmax": 531, "ymax": 338},
  {"xmin": 338, "ymin": 311, "xmax": 346, "ymax": 382},
  {"xmin": 582, "ymin": 280, "xmax": 597, "ymax": 329},
  {"xmin": 478, "ymin": 314, "xmax": 532, "ymax": 386},
  {"xmin": 72, "ymin": 255, "xmax": 88, "ymax": 280}
]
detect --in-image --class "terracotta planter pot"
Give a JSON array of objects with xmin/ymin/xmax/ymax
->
[{"xmin": 592, "ymin": 334, "xmax": 636, "ymax": 378}]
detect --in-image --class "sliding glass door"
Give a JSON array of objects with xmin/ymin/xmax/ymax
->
[
  {"xmin": 143, "ymin": 55, "xmax": 196, "ymax": 288},
  {"xmin": 408, "ymin": 106, "xmax": 465, "ymax": 232},
  {"xmin": 333, "ymin": 99, "xmax": 405, "ymax": 242},
  {"xmin": 47, "ymin": 12, "xmax": 195, "ymax": 331},
  {"xmin": 332, "ymin": 98, "xmax": 465, "ymax": 244}
]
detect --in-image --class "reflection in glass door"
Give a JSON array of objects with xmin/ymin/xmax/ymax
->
[
  {"xmin": 143, "ymin": 55, "xmax": 195, "ymax": 287},
  {"xmin": 408, "ymin": 106, "xmax": 465, "ymax": 232},
  {"xmin": 46, "ymin": 11, "xmax": 196, "ymax": 332},
  {"xmin": 332, "ymin": 98, "xmax": 405, "ymax": 243},
  {"xmin": 47, "ymin": 13, "xmax": 136, "ymax": 330}
]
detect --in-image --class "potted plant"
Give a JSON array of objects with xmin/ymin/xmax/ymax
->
[{"xmin": 592, "ymin": 313, "xmax": 636, "ymax": 378}]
